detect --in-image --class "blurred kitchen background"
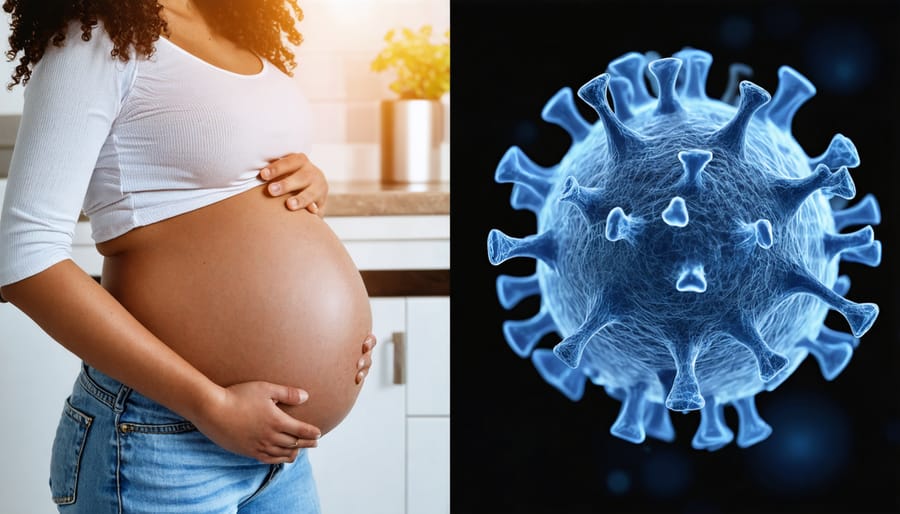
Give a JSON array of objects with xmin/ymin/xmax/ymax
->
[
  {"xmin": 0, "ymin": 1, "xmax": 450, "ymax": 513},
  {"xmin": 0, "ymin": 0, "xmax": 450, "ymax": 182}
]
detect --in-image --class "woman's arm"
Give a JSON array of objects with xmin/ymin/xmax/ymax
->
[
  {"xmin": 0, "ymin": 24, "xmax": 319, "ymax": 463},
  {"xmin": 2, "ymin": 261, "xmax": 320, "ymax": 462}
]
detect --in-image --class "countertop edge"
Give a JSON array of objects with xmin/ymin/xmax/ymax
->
[{"xmin": 326, "ymin": 188, "xmax": 450, "ymax": 216}]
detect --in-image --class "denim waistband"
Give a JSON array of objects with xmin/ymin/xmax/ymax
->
[{"xmin": 77, "ymin": 362, "xmax": 134, "ymax": 414}]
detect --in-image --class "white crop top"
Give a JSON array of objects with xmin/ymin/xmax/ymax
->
[{"xmin": 0, "ymin": 22, "xmax": 312, "ymax": 288}]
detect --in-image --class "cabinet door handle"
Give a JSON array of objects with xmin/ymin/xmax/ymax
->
[{"xmin": 392, "ymin": 331, "xmax": 406, "ymax": 385}]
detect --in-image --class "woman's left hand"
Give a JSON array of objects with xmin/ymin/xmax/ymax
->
[
  {"xmin": 260, "ymin": 153, "xmax": 328, "ymax": 217},
  {"xmin": 356, "ymin": 332, "xmax": 377, "ymax": 385}
]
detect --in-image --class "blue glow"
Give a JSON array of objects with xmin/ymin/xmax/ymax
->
[
  {"xmin": 487, "ymin": 49, "xmax": 881, "ymax": 450},
  {"xmin": 746, "ymin": 392, "xmax": 851, "ymax": 492},
  {"xmin": 804, "ymin": 23, "xmax": 877, "ymax": 95},
  {"xmin": 606, "ymin": 469, "xmax": 631, "ymax": 495},
  {"xmin": 718, "ymin": 16, "xmax": 754, "ymax": 50}
]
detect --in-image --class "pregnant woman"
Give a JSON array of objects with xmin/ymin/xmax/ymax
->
[{"xmin": 0, "ymin": 1, "xmax": 375, "ymax": 512}]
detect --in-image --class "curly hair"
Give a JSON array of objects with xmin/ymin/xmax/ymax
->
[{"xmin": 2, "ymin": 0, "xmax": 304, "ymax": 90}]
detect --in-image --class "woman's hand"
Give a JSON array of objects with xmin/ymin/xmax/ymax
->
[
  {"xmin": 356, "ymin": 332, "xmax": 377, "ymax": 384},
  {"xmin": 192, "ymin": 381, "xmax": 322, "ymax": 464},
  {"xmin": 260, "ymin": 153, "xmax": 328, "ymax": 217}
]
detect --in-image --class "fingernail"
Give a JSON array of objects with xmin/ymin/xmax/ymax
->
[
  {"xmin": 357, "ymin": 370, "xmax": 366, "ymax": 382},
  {"xmin": 269, "ymin": 183, "xmax": 282, "ymax": 194},
  {"xmin": 261, "ymin": 168, "xmax": 270, "ymax": 179},
  {"xmin": 298, "ymin": 390, "xmax": 309, "ymax": 402},
  {"xmin": 309, "ymin": 202, "xmax": 319, "ymax": 213},
  {"xmin": 289, "ymin": 198, "xmax": 299, "ymax": 209},
  {"xmin": 358, "ymin": 357, "xmax": 366, "ymax": 369}
]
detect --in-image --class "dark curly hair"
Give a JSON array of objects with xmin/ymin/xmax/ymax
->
[{"xmin": 3, "ymin": 0, "xmax": 304, "ymax": 90}]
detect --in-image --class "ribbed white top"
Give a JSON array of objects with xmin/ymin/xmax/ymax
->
[{"xmin": 0, "ymin": 22, "xmax": 312, "ymax": 287}]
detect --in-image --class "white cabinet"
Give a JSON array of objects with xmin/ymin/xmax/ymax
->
[
  {"xmin": 407, "ymin": 417, "xmax": 450, "ymax": 514},
  {"xmin": 310, "ymin": 296, "xmax": 450, "ymax": 514},
  {"xmin": 0, "ymin": 302, "xmax": 82, "ymax": 514},
  {"xmin": 405, "ymin": 298, "xmax": 450, "ymax": 514}
]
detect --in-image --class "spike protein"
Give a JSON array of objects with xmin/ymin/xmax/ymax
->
[{"xmin": 487, "ymin": 49, "xmax": 882, "ymax": 450}]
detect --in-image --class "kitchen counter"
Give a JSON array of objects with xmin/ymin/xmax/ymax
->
[
  {"xmin": 326, "ymin": 181, "xmax": 450, "ymax": 216},
  {"xmin": 324, "ymin": 181, "xmax": 450, "ymax": 296}
]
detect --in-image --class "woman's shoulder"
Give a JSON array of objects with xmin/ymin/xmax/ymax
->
[
  {"xmin": 32, "ymin": 20, "xmax": 137, "ymax": 89},
  {"xmin": 39, "ymin": 20, "xmax": 133, "ymax": 69}
]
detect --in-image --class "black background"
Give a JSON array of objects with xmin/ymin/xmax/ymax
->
[{"xmin": 449, "ymin": 1, "xmax": 900, "ymax": 513}]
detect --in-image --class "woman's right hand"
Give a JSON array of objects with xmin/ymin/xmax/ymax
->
[{"xmin": 192, "ymin": 381, "xmax": 322, "ymax": 464}]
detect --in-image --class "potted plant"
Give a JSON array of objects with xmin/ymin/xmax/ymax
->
[{"xmin": 371, "ymin": 25, "xmax": 450, "ymax": 184}]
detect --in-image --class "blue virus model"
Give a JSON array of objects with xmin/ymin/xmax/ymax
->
[{"xmin": 487, "ymin": 49, "xmax": 882, "ymax": 450}]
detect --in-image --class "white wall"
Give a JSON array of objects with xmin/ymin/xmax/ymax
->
[
  {"xmin": 296, "ymin": 0, "xmax": 451, "ymax": 182},
  {"xmin": 0, "ymin": 19, "xmax": 23, "ymax": 114}
]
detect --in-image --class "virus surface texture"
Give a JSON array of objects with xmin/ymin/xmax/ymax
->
[{"xmin": 487, "ymin": 49, "xmax": 882, "ymax": 450}]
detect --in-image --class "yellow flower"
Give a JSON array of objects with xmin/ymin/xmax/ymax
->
[{"xmin": 371, "ymin": 24, "xmax": 450, "ymax": 100}]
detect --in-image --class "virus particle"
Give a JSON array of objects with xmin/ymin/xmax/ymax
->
[{"xmin": 487, "ymin": 49, "xmax": 881, "ymax": 450}]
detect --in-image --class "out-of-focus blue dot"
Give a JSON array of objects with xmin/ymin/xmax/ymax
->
[
  {"xmin": 606, "ymin": 468, "xmax": 631, "ymax": 495},
  {"xmin": 640, "ymin": 448, "xmax": 693, "ymax": 498},
  {"xmin": 804, "ymin": 23, "xmax": 876, "ymax": 95},
  {"xmin": 746, "ymin": 391, "xmax": 852, "ymax": 493},
  {"xmin": 513, "ymin": 120, "xmax": 538, "ymax": 146},
  {"xmin": 719, "ymin": 15, "xmax": 754, "ymax": 50}
]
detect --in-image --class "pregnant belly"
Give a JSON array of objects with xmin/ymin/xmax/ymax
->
[{"xmin": 97, "ymin": 185, "xmax": 372, "ymax": 435}]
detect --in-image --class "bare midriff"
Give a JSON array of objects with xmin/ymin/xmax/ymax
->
[{"xmin": 97, "ymin": 184, "xmax": 372, "ymax": 435}]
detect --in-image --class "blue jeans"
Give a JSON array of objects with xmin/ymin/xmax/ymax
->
[{"xmin": 50, "ymin": 363, "xmax": 321, "ymax": 513}]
